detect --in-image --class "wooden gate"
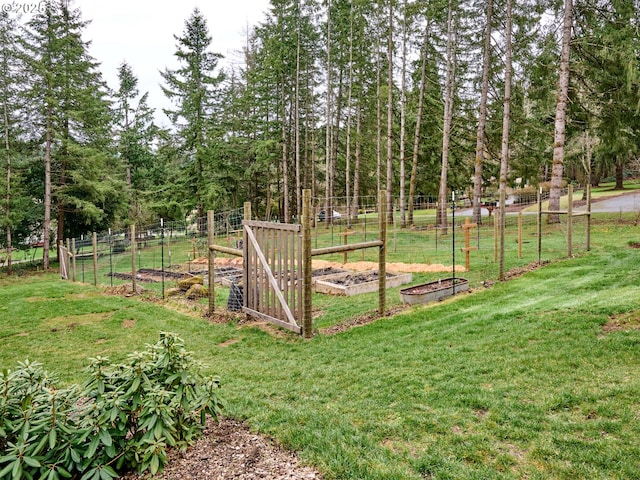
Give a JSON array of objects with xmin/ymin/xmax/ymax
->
[{"xmin": 242, "ymin": 220, "xmax": 303, "ymax": 334}]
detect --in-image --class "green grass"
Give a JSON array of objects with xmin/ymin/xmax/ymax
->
[{"xmin": 2, "ymin": 221, "xmax": 640, "ymax": 478}]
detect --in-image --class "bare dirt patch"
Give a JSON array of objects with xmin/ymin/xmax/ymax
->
[
  {"xmin": 121, "ymin": 319, "xmax": 136, "ymax": 329},
  {"xmin": 320, "ymin": 305, "xmax": 409, "ymax": 335},
  {"xmin": 120, "ymin": 417, "xmax": 322, "ymax": 480},
  {"xmin": 603, "ymin": 311, "xmax": 640, "ymax": 333}
]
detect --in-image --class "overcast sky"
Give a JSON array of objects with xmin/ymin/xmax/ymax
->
[{"xmin": 77, "ymin": 0, "xmax": 271, "ymax": 127}]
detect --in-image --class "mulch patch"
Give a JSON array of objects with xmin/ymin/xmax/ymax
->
[{"xmin": 120, "ymin": 417, "xmax": 322, "ymax": 480}]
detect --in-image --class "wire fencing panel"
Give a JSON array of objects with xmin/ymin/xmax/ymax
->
[{"xmin": 61, "ymin": 192, "xmax": 609, "ymax": 331}]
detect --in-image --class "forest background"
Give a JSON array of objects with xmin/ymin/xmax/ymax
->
[{"xmin": 1, "ymin": 0, "xmax": 639, "ymax": 270}]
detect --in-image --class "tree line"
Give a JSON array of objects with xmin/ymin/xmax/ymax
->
[{"xmin": 1, "ymin": 0, "xmax": 639, "ymax": 272}]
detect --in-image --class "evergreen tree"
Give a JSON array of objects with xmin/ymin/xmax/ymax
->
[
  {"xmin": 25, "ymin": 0, "xmax": 123, "ymax": 267},
  {"xmin": 160, "ymin": 8, "xmax": 225, "ymax": 219},
  {"xmin": 113, "ymin": 61, "xmax": 157, "ymax": 222}
]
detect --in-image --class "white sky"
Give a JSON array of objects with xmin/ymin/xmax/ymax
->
[{"xmin": 76, "ymin": 0, "xmax": 271, "ymax": 127}]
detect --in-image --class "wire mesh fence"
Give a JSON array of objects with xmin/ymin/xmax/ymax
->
[{"xmin": 56, "ymin": 190, "xmax": 634, "ymax": 333}]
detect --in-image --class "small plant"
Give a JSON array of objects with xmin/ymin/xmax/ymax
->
[{"xmin": 0, "ymin": 333, "xmax": 223, "ymax": 479}]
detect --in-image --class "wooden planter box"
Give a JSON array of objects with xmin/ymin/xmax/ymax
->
[
  {"xmin": 400, "ymin": 277, "xmax": 469, "ymax": 305},
  {"xmin": 314, "ymin": 270, "xmax": 413, "ymax": 296}
]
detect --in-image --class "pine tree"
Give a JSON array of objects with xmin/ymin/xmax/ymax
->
[
  {"xmin": 25, "ymin": 0, "xmax": 121, "ymax": 267},
  {"xmin": 113, "ymin": 61, "xmax": 157, "ymax": 221},
  {"xmin": 160, "ymin": 8, "xmax": 225, "ymax": 219}
]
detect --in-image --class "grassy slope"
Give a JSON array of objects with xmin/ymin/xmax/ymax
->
[{"xmin": 2, "ymin": 226, "xmax": 640, "ymax": 479}]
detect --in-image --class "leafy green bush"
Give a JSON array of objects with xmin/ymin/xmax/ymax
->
[{"xmin": 0, "ymin": 333, "xmax": 222, "ymax": 479}]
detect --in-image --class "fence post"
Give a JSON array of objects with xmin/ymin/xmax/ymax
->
[
  {"xmin": 208, "ymin": 211, "xmax": 215, "ymax": 316},
  {"xmin": 537, "ymin": 188, "xmax": 542, "ymax": 265},
  {"xmin": 567, "ymin": 184, "xmax": 573, "ymax": 257},
  {"xmin": 92, "ymin": 232, "xmax": 98, "ymax": 286},
  {"xmin": 378, "ymin": 190, "xmax": 387, "ymax": 316},
  {"xmin": 586, "ymin": 184, "xmax": 591, "ymax": 251},
  {"xmin": 244, "ymin": 201, "xmax": 251, "ymax": 222},
  {"xmin": 518, "ymin": 211, "xmax": 523, "ymax": 259},
  {"xmin": 66, "ymin": 238, "xmax": 72, "ymax": 280},
  {"xmin": 499, "ymin": 189, "xmax": 506, "ymax": 281},
  {"xmin": 302, "ymin": 190, "xmax": 312, "ymax": 338},
  {"xmin": 493, "ymin": 213, "xmax": 498, "ymax": 263},
  {"xmin": 71, "ymin": 238, "xmax": 77, "ymax": 282},
  {"xmin": 131, "ymin": 224, "xmax": 137, "ymax": 294}
]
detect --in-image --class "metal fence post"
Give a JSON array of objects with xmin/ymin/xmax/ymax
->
[
  {"xmin": 378, "ymin": 190, "xmax": 387, "ymax": 316},
  {"xmin": 208, "ymin": 211, "xmax": 215, "ymax": 316},
  {"xmin": 302, "ymin": 190, "xmax": 312, "ymax": 338},
  {"xmin": 131, "ymin": 224, "xmax": 137, "ymax": 294}
]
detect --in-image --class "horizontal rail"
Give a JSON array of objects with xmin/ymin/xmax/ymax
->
[
  {"xmin": 243, "ymin": 219, "xmax": 301, "ymax": 232},
  {"xmin": 209, "ymin": 245, "xmax": 242, "ymax": 256},
  {"xmin": 242, "ymin": 307, "xmax": 302, "ymax": 334},
  {"xmin": 311, "ymin": 240, "xmax": 383, "ymax": 257}
]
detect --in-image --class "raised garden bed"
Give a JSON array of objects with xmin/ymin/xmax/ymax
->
[
  {"xmin": 400, "ymin": 277, "xmax": 468, "ymax": 305},
  {"xmin": 314, "ymin": 270, "xmax": 412, "ymax": 296}
]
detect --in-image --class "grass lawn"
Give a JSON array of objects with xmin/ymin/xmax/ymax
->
[{"xmin": 2, "ymin": 222, "xmax": 640, "ymax": 479}]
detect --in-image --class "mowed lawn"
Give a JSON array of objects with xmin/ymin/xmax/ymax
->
[{"xmin": 2, "ymin": 229, "xmax": 640, "ymax": 479}]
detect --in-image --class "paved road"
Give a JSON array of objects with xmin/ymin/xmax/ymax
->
[
  {"xmin": 457, "ymin": 191, "xmax": 640, "ymax": 217},
  {"xmin": 577, "ymin": 191, "xmax": 640, "ymax": 213}
]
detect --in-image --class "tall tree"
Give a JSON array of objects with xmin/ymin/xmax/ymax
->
[
  {"xmin": 471, "ymin": 0, "xmax": 493, "ymax": 224},
  {"xmin": 113, "ymin": 62, "xmax": 156, "ymax": 221},
  {"xmin": 0, "ymin": 11, "xmax": 21, "ymax": 275},
  {"xmin": 161, "ymin": 8, "xmax": 225, "ymax": 219},
  {"xmin": 26, "ymin": 0, "xmax": 119, "ymax": 266},
  {"xmin": 548, "ymin": 0, "xmax": 573, "ymax": 221},
  {"xmin": 437, "ymin": 0, "xmax": 456, "ymax": 233}
]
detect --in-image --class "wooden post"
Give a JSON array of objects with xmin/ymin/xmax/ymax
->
[
  {"xmin": 378, "ymin": 191, "xmax": 387, "ymax": 315},
  {"xmin": 537, "ymin": 188, "xmax": 542, "ymax": 265},
  {"xmin": 567, "ymin": 184, "xmax": 573, "ymax": 257},
  {"xmin": 92, "ymin": 232, "xmax": 98, "ymax": 286},
  {"xmin": 499, "ymin": 189, "xmax": 506, "ymax": 281},
  {"xmin": 131, "ymin": 224, "xmax": 137, "ymax": 294},
  {"xmin": 71, "ymin": 238, "xmax": 77, "ymax": 282},
  {"xmin": 517, "ymin": 211, "xmax": 523, "ymax": 259},
  {"xmin": 586, "ymin": 184, "xmax": 591, "ymax": 251},
  {"xmin": 461, "ymin": 218, "xmax": 478, "ymax": 271},
  {"xmin": 493, "ymin": 213, "xmax": 498, "ymax": 263},
  {"xmin": 244, "ymin": 201, "xmax": 251, "ymax": 222},
  {"xmin": 66, "ymin": 238, "xmax": 72, "ymax": 280},
  {"xmin": 208, "ymin": 211, "xmax": 215, "ymax": 316},
  {"xmin": 302, "ymin": 190, "xmax": 312, "ymax": 338}
]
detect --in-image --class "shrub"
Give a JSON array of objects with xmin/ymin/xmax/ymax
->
[{"xmin": 0, "ymin": 333, "xmax": 223, "ymax": 479}]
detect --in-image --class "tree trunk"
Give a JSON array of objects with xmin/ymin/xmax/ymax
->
[
  {"xmin": 345, "ymin": 4, "xmax": 354, "ymax": 224},
  {"xmin": 376, "ymin": 32, "xmax": 382, "ymax": 196},
  {"xmin": 295, "ymin": 3, "xmax": 301, "ymax": 219},
  {"xmin": 548, "ymin": 0, "xmax": 573, "ymax": 222},
  {"xmin": 398, "ymin": 0, "xmax": 408, "ymax": 228},
  {"xmin": 498, "ymin": 0, "xmax": 513, "ymax": 282},
  {"xmin": 43, "ymin": 108, "xmax": 52, "ymax": 270},
  {"xmin": 325, "ymin": 0, "xmax": 332, "ymax": 226},
  {"xmin": 353, "ymin": 104, "xmax": 361, "ymax": 221},
  {"xmin": 437, "ymin": 0, "xmax": 456, "ymax": 234},
  {"xmin": 281, "ymin": 74, "xmax": 290, "ymax": 223},
  {"xmin": 615, "ymin": 155, "xmax": 624, "ymax": 189},
  {"xmin": 499, "ymin": 0, "xmax": 513, "ymax": 193},
  {"xmin": 386, "ymin": 0, "xmax": 394, "ymax": 223},
  {"xmin": 3, "ymin": 98, "xmax": 11, "ymax": 275},
  {"xmin": 472, "ymin": 0, "xmax": 493, "ymax": 224},
  {"xmin": 408, "ymin": 21, "xmax": 430, "ymax": 226}
]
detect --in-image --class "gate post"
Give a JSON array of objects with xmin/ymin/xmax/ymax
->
[
  {"xmin": 130, "ymin": 224, "xmax": 136, "ymax": 294},
  {"xmin": 378, "ymin": 190, "xmax": 387, "ymax": 315},
  {"xmin": 567, "ymin": 184, "xmax": 573, "ymax": 257},
  {"xmin": 302, "ymin": 189, "xmax": 313, "ymax": 338},
  {"xmin": 92, "ymin": 232, "xmax": 98, "ymax": 286},
  {"xmin": 208, "ymin": 211, "xmax": 215, "ymax": 315}
]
